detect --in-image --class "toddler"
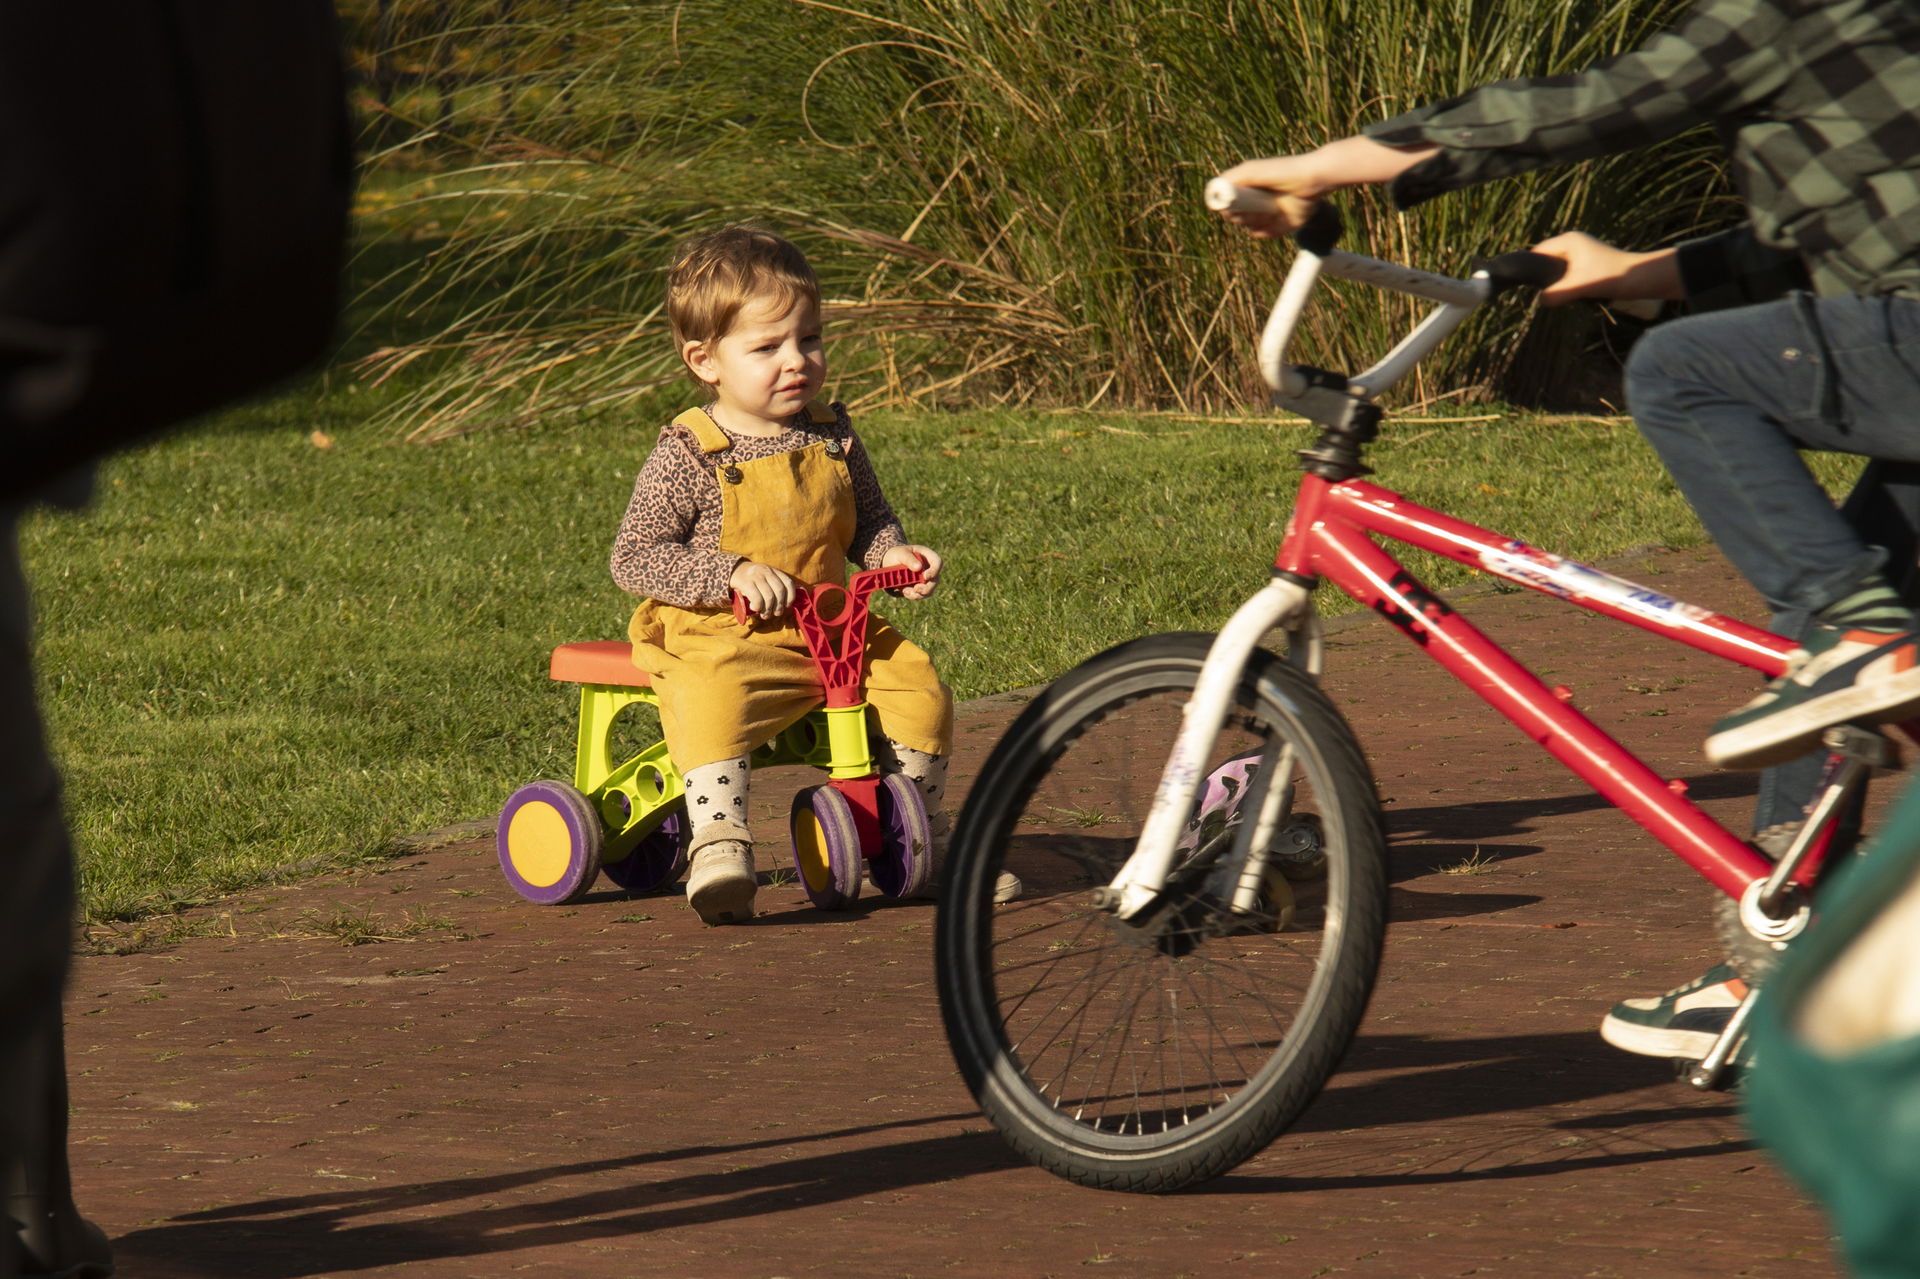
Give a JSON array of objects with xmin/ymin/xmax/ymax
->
[{"xmin": 610, "ymin": 226, "xmax": 971, "ymax": 923}]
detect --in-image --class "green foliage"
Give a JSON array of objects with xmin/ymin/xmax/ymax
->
[{"xmin": 351, "ymin": 0, "xmax": 1730, "ymax": 437}]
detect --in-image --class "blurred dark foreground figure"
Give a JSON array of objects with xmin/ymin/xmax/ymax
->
[
  {"xmin": 1, "ymin": 6, "xmax": 351, "ymax": 1274},
  {"xmin": 1746, "ymin": 796, "xmax": 1920, "ymax": 1279}
]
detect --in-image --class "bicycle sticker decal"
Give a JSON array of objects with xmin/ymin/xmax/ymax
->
[
  {"xmin": 1479, "ymin": 541, "xmax": 1713, "ymax": 626},
  {"xmin": 1371, "ymin": 568, "xmax": 1454, "ymax": 645}
]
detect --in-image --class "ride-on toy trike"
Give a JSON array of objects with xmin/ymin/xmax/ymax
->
[{"xmin": 497, "ymin": 564, "xmax": 933, "ymax": 910}]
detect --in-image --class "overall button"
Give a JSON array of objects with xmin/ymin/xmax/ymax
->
[
  {"xmin": 823, "ymin": 439, "xmax": 844, "ymax": 459},
  {"xmin": 721, "ymin": 464, "xmax": 743, "ymax": 484}
]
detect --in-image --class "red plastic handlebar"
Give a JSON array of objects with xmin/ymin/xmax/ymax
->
[{"xmin": 731, "ymin": 564, "xmax": 926, "ymax": 705}]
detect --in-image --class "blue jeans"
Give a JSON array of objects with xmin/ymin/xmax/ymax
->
[
  {"xmin": 1758, "ymin": 462, "xmax": 1920, "ymax": 835},
  {"xmin": 1626, "ymin": 295, "xmax": 1920, "ymax": 835}
]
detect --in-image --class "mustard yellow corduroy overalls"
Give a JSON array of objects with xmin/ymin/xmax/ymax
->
[{"xmin": 627, "ymin": 404, "xmax": 953, "ymax": 773}]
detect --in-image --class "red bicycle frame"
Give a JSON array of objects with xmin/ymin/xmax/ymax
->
[{"xmin": 1278, "ymin": 473, "xmax": 1796, "ymax": 899}]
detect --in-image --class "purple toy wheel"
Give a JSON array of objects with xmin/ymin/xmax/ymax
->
[
  {"xmin": 868, "ymin": 772, "xmax": 932, "ymax": 899},
  {"xmin": 498, "ymin": 780, "xmax": 604, "ymax": 905},
  {"xmin": 601, "ymin": 806, "xmax": 689, "ymax": 894},
  {"xmin": 789, "ymin": 784, "xmax": 864, "ymax": 910}
]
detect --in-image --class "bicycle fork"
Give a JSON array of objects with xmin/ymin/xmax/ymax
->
[{"xmin": 1097, "ymin": 577, "xmax": 1317, "ymax": 921}]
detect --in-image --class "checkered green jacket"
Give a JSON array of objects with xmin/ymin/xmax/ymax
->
[{"xmin": 1362, "ymin": 0, "xmax": 1920, "ymax": 304}]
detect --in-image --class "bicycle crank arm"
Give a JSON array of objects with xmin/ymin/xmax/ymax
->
[
  {"xmin": 1100, "ymin": 577, "xmax": 1313, "ymax": 920},
  {"xmin": 1685, "ymin": 984, "xmax": 1762, "ymax": 1091}
]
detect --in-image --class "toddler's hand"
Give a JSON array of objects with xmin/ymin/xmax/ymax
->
[
  {"xmin": 884, "ymin": 544, "xmax": 942, "ymax": 600},
  {"xmin": 730, "ymin": 560, "xmax": 799, "ymax": 618}
]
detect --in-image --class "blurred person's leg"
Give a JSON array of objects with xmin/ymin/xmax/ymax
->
[{"xmin": 0, "ymin": 515, "xmax": 108, "ymax": 1278}]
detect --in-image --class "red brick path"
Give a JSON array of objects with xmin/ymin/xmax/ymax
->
[{"xmin": 67, "ymin": 546, "xmax": 1853, "ymax": 1277}]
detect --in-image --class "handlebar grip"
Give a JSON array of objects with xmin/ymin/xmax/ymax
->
[
  {"xmin": 1203, "ymin": 177, "xmax": 1275, "ymax": 213},
  {"xmin": 1204, "ymin": 179, "xmax": 1344, "ymax": 255},
  {"xmin": 1475, "ymin": 251, "xmax": 1568, "ymax": 295}
]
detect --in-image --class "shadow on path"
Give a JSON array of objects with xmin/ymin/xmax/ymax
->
[
  {"xmin": 111, "ymin": 1031, "xmax": 1743, "ymax": 1276},
  {"xmin": 114, "ymin": 1113, "xmax": 1018, "ymax": 1278}
]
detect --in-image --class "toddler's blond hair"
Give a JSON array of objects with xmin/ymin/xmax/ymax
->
[{"xmin": 667, "ymin": 227, "xmax": 820, "ymax": 380}]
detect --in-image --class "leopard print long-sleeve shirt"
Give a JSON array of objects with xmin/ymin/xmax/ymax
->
[{"xmin": 609, "ymin": 402, "xmax": 907, "ymax": 607}]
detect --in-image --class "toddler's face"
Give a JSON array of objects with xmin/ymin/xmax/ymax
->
[{"xmin": 694, "ymin": 294, "xmax": 825, "ymax": 428}]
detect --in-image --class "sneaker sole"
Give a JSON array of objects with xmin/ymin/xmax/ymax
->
[
  {"xmin": 1598, "ymin": 1013, "xmax": 1724, "ymax": 1061},
  {"xmin": 688, "ymin": 878, "xmax": 757, "ymax": 925},
  {"xmin": 1706, "ymin": 670, "xmax": 1920, "ymax": 769}
]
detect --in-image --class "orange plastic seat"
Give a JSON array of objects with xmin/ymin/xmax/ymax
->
[{"xmin": 549, "ymin": 641, "xmax": 653, "ymax": 688}]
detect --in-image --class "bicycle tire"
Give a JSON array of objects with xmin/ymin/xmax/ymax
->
[{"xmin": 937, "ymin": 632, "xmax": 1388, "ymax": 1193}]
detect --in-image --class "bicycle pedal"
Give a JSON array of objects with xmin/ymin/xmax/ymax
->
[
  {"xmin": 1676, "ymin": 1047, "xmax": 1750, "ymax": 1092},
  {"xmin": 1822, "ymin": 723, "xmax": 1898, "ymax": 768}
]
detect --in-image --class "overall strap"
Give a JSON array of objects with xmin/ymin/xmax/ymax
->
[
  {"xmin": 672, "ymin": 408, "xmax": 732, "ymax": 454},
  {"xmin": 803, "ymin": 400, "xmax": 838, "ymax": 426}
]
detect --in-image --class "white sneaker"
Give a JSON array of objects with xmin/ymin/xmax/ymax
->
[{"xmin": 686, "ymin": 841, "xmax": 756, "ymax": 924}]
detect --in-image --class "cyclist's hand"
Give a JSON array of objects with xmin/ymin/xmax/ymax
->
[
  {"xmin": 883, "ymin": 544, "xmax": 942, "ymax": 600},
  {"xmin": 1217, "ymin": 139, "xmax": 1440, "ymax": 238},
  {"xmin": 1531, "ymin": 232, "xmax": 1684, "ymax": 308},
  {"xmin": 1214, "ymin": 155, "xmax": 1324, "ymax": 238},
  {"xmin": 730, "ymin": 559, "xmax": 799, "ymax": 618}
]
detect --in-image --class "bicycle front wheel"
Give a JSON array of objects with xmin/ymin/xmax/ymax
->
[{"xmin": 937, "ymin": 632, "xmax": 1387, "ymax": 1192}]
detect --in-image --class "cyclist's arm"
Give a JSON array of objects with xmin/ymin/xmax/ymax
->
[
  {"xmin": 1362, "ymin": 0, "xmax": 1787, "ymax": 209},
  {"xmin": 1531, "ymin": 227, "xmax": 1810, "ymax": 311},
  {"xmin": 1531, "ymin": 234, "xmax": 1684, "ymax": 307},
  {"xmin": 1217, "ymin": 138, "xmax": 1437, "ymax": 237},
  {"xmin": 1221, "ymin": 2, "xmax": 1788, "ymax": 237}
]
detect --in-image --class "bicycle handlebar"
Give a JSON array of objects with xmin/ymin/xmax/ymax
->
[
  {"xmin": 1202, "ymin": 177, "xmax": 1276, "ymax": 215},
  {"xmin": 1206, "ymin": 179, "xmax": 1586, "ymax": 400},
  {"xmin": 1475, "ymin": 250, "xmax": 1568, "ymax": 295},
  {"xmin": 731, "ymin": 564, "xmax": 926, "ymax": 627}
]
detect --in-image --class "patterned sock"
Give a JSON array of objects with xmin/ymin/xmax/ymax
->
[
  {"xmin": 683, "ymin": 756, "xmax": 751, "ymax": 837},
  {"xmin": 1818, "ymin": 575, "xmax": 1915, "ymax": 634}
]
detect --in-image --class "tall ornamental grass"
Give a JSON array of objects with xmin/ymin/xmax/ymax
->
[{"xmin": 354, "ymin": 0, "xmax": 1727, "ymax": 438}]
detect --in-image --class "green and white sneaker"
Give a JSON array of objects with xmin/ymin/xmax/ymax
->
[
  {"xmin": 1600, "ymin": 964, "xmax": 1748, "ymax": 1060},
  {"xmin": 1705, "ymin": 627, "xmax": 1920, "ymax": 770}
]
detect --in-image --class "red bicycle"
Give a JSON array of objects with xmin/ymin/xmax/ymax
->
[{"xmin": 935, "ymin": 186, "xmax": 1898, "ymax": 1193}]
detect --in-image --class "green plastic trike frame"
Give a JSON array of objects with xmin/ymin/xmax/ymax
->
[
  {"xmin": 574, "ymin": 660, "xmax": 866, "ymax": 861},
  {"xmin": 496, "ymin": 564, "xmax": 933, "ymax": 910}
]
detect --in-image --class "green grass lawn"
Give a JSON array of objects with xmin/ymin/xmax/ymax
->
[{"xmin": 19, "ymin": 376, "xmax": 1855, "ymax": 922}]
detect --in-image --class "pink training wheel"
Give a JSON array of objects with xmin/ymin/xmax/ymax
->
[
  {"xmin": 790, "ymin": 784, "xmax": 865, "ymax": 910},
  {"xmin": 601, "ymin": 807, "xmax": 690, "ymax": 894},
  {"xmin": 869, "ymin": 772, "xmax": 932, "ymax": 899},
  {"xmin": 498, "ymin": 779, "xmax": 604, "ymax": 905}
]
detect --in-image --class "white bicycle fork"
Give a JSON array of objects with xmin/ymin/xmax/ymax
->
[{"xmin": 1101, "ymin": 577, "xmax": 1317, "ymax": 920}]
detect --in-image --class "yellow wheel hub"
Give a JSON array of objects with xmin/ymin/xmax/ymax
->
[
  {"xmin": 793, "ymin": 807, "xmax": 833, "ymax": 894},
  {"xmin": 506, "ymin": 801, "xmax": 573, "ymax": 888}
]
